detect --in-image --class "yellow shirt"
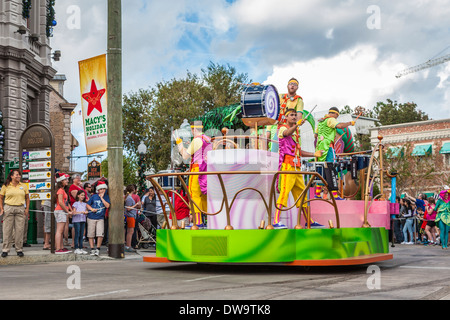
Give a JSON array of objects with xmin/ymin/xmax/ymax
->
[
  {"xmin": 279, "ymin": 94, "xmax": 304, "ymax": 113},
  {"xmin": 186, "ymin": 137, "xmax": 203, "ymax": 156},
  {"xmin": 0, "ymin": 183, "xmax": 29, "ymax": 206}
]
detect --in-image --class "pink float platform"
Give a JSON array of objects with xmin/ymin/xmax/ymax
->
[{"xmin": 206, "ymin": 149, "xmax": 391, "ymax": 230}]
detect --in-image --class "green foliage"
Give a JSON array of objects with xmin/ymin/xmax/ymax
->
[
  {"xmin": 122, "ymin": 62, "xmax": 250, "ymax": 172},
  {"xmin": 100, "ymin": 154, "xmax": 139, "ymax": 187},
  {"xmin": 22, "ymin": 0, "xmax": 32, "ymax": 19},
  {"xmin": 373, "ymin": 99, "xmax": 429, "ymax": 126}
]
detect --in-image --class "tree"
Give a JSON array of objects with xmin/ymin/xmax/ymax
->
[
  {"xmin": 373, "ymin": 99, "xmax": 429, "ymax": 126},
  {"xmin": 122, "ymin": 62, "xmax": 250, "ymax": 172},
  {"xmin": 101, "ymin": 154, "xmax": 139, "ymax": 187},
  {"xmin": 201, "ymin": 62, "xmax": 250, "ymax": 111}
]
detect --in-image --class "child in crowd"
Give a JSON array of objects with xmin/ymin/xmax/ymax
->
[
  {"xmin": 86, "ymin": 181, "xmax": 110, "ymax": 256},
  {"xmin": 72, "ymin": 190, "xmax": 89, "ymax": 254}
]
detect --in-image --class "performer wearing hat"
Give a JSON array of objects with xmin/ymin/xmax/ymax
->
[
  {"xmin": 314, "ymin": 107, "xmax": 355, "ymax": 199},
  {"xmin": 266, "ymin": 77, "xmax": 305, "ymax": 152},
  {"xmin": 435, "ymin": 189, "xmax": 450, "ymax": 249},
  {"xmin": 315, "ymin": 107, "xmax": 355, "ymax": 162},
  {"xmin": 273, "ymin": 108, "xmax": 323, "ymax": 229},
  {"xmin": 176, "ymin": 121, "xmax": 212, "ymax": 229},
  {"xmin": 278, "ymin": 78, "xmax": 304, "ymax": 125}
]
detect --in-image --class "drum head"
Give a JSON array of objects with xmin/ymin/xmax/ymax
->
[{"xmin": 262, "ymin": 85, "xmax": 280, "ymax": 121}]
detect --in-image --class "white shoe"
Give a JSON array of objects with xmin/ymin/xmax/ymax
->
[
  {"xmin": 81, "ymin": 249, "xmax": 88, "ymax": 255},
  {"xmin": 90, "ymin": 249, "xmax": 96, "ymax": 256},
  {"xmin": 74, "ymin": 249, "xmax": 81, "ymax": 254},
  {"xmin": 407, "ymin": 242, "xmax": 414, "ymax": 244},
  {"xmin": 95, "ymin": 249, "xmax": 100, "ymax": 256},
  {"xmin": 401, "ymin": 241, "xmax": 407, "ymax": 244}
]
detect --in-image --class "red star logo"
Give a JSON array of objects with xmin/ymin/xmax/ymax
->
[{"xmin": 82, "ymin": 79, "xmax": 106, "ymax": 116}]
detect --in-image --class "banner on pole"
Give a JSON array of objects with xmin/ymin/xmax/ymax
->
[{"xmin": 78, "ymin": 54, "xmax": 108, "ymax": 155}]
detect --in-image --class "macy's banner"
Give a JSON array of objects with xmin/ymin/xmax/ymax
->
[{"xmin": 78, "ymin": 54, "xmax": 108, "ymax": 155}]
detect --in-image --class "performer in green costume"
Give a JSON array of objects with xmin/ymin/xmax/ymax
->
[
  {"xmin": 435, "ymin": 189, "xmax": 450, "ymax": 249},
  {"xmin": 315, "ymin": 107, "xmax": 355, "ymax": 162},
  {"xmin": 314, "ymin": 107, "xmax": 355, "ymax": 199}
]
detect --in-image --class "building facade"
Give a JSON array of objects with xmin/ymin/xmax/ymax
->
[
  {"xmin": 0, "ymin": 0, "xmax": 57, "ymax": 162},
  {"xmin": 370, "ymin": 118, "xmax": 450, "ymax": 195}
]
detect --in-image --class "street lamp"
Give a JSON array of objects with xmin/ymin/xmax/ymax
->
[{"xmin": 137, "ymin": 141, "xmax": 147, "ymax": 195}]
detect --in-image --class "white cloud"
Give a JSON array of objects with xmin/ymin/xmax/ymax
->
[{"xmin": 265, "ymin": 45, "xmax": 408, "ymax": 113}]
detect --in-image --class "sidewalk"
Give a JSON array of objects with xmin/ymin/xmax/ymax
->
[{"xmin": 0, "ymin": 239, "xmax": 156, "ymax": 266}]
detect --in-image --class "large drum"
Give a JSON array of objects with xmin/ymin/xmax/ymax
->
[{"xmin": 240, "ymin": 84, "xmax": 280, "ymax": 126}]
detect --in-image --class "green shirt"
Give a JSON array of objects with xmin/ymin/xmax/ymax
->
[{"xmin": 315, "ymin": 117, "xmax": 338, "ymax": 162}]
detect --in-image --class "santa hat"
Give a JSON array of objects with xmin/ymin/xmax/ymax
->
[
  {"xmin": 56, "ymin": 172, "xmax": 68, "ymax": 183},
  {"xmin": 96, "ymin": 181, "xmax": 108, "ymax": 191}
]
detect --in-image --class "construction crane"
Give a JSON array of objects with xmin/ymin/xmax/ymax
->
[{"xmin": 395, "ymin": 53, "xmax": 450, "ymax": 78}]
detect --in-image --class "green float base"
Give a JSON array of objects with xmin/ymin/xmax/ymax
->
[{"xmin": 143, "ymin": 227, "xmax": 392, "ymax": 266}]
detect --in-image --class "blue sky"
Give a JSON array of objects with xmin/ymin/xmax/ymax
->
[{"xmin": 50, "ymin": 0, "xmax": 450, "ymax": 174}]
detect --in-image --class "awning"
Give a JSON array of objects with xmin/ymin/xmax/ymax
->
[
  {"xmin": 440, "ymin": 142, "xmax": 450, "ymax": 154},
  {"xmin": 386, "ymin": 147, "xmax": 403, "ymax": 159},
  {"xmin": 411, "ymin": 144, "xmax": 432, "ymax": 156}
]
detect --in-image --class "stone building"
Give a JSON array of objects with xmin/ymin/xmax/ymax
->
[
  {"xmin": 0, "ymin": 0, "xmax": 57, "ymax": 161},
  {"xmin": 369, "ymin": 118, "xmax": 450, "ymax": 195},
  {"xmin": 49, "ymin": 74, "xmax": 78, "ymax": 173}
]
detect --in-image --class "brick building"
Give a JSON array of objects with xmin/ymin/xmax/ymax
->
[
  {"xmin": 369, "ymin": 118, "xmax": 450, "ymax": 195},
  {"xmin": 49, "ymin": 74, "xmax": 78, "ymax": 172}
]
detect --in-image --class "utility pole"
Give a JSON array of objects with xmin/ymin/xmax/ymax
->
[{"xmin": 107, "ymin": 0, "xmax": 124, "ymax": 258}]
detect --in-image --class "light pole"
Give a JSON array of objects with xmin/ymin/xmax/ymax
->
[{"xmin": 137, "ymin": 141, "xmax": 147, "ymax": 196}]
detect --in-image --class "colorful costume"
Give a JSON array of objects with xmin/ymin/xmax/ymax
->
[
  {"xmin": 186, "ymin": 134, "xmax": 212, "ymax": 227},
  {"xmin": 315, "ymin": 115, "xmax": 339, "ymax": 162},
  {"xmin": 278, "ymin": 93, "xmax": 304, "ymax": 126},
  {"xmin": 435, "ymin": 190, "xmax": 450, "ymax": 249},
  {"xmin": 273, "ymin": 123, "xmax": 307, "ymax": 228}
]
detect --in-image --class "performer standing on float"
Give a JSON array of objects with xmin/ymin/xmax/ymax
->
[
  {"xmin": 435, "ymin": 189, "xmax": 450, "ymax": 249},
  {"xmin": 273, "ymin": 108, "xmax": 323, "ymax": 229},
  {"xmin": 266, "ymin": 78, "xmax": 305, "ymax": 152},
  {"xmin": 175, "ymin": 121, "xmax": 212, "ymax": 229},
  {"xmin": 314, "ymin": 107, "xmax": 355, "ymax": 199}
]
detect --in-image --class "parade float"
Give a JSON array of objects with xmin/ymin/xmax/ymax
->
[{"xmin": 143, "ymin": 84, "xmax": 394, "ymax": 266}]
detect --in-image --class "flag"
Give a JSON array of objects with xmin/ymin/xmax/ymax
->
[{"xmin": 78, "ymin": 54, "xmax": 108, "ymax": 155}]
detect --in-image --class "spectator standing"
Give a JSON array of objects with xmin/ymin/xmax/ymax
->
[
  {"xmin": 435, "ymin": 190, "xmax": 450, "ymax": 249},
  {"xmin": 142, "ymin": 187, "xmax": 157, "ymax": 227},
  {"xmin": 72, "ymin": 190, "xmax": 88, "ymax": 254},
  {"xmin": 83, "ymin": 182, "xmax": 93, "ymax": 199},
  {"xmin": 54, "ymin": 173, "xmax": 72, "ymax": 254},
  {"xmin": 41, "ymin": 199, "xmax": 51, "ymax": 250},
  {"xmin": 86, "ymin": 181, "xmax": 110, "ymax": 256},
  {"xmin": 69, "ymin": 174, "xmax": 87, "ymax": 204},
  {"xmin": 0, "ymin": 169, "xmax": 30, "ymax": 258},
  {"xmin": 124, "ymin": 185, "xmax": 137, "ymax": 252},
  {"xmin": 425, "ymin": 198, "xmax": 437, "ymax": 245},
  {"xmin": 401, "ymin": 199, "xmax": 416, "ymax": 244}
]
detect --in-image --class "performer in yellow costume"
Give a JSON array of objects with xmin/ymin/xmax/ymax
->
[
  {"xmin": 176, "ymin": 122, "xmax": 212, "ymax": 229},
  {"xmin": 273, "ymin": 108, "xmax": 323, "ymax": 229}
]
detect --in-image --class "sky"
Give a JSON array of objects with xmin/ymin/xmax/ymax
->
[{"xmin": 50, "ymin": 0, "xmax": 450, "ymax": 174}]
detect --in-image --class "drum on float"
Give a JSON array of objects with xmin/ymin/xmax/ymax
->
[{"xmin": 240, "ymin": 84, "xmax": 280, "ymax": 127}]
